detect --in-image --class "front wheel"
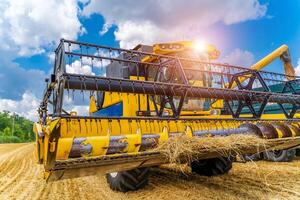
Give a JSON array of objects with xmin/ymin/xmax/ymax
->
[
  {"xmin": 106, "ymin": 168, "xmax": 150, "ymax": 192},
  {"xmin": 191, "ymin": 157, "xmax": 233, "ymax": 176}
]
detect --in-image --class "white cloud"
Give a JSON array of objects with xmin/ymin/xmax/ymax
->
[
  {"xmin": 83, "ymin": 0, "xmax": 267, "ymax": 48},
  {"xmin": 0, "ymin": 0, "xmax": 268, "ymax": 121},
  {"xmin": 0, "ymin": 62, "xmax": 46, "ymax": 100},
  {"xmin": 81, "ymin": 52, "xmax": 113, "ymax": 68},
  {"xmin": 47, "ymin": 52, "xmax": 56, "ymax": 63},
  {"xmin": 65, "ymin": 49, "xmax": 119, "ymax": 76},
  {"xmin": 0, "ymin": 0, "xmax": 89, "ymax": 121},
  {"xmin": 114, "ymin": 21, "xmax": 172, "ymax": 49},
  {"xmin": 99, "ymin": 23, "xmax": 113, "ymax": 35},
  {"xmin": 0, "ymin": 47, "xmax": 47, "ymax": 121},
  {"xmin": 295, "ymin": 58, "xmax": 300, "ymax": 76},
  {"xmin": 71, "ymin": 105, "xmax": 89, "ymax": 116},
  {"xmin": 0, "ymin": 91, "xmax": 39, "ymax": 121},
  {"xmin": 66, "ymin": 60, "xmax": 95, "ymax": 75},
  {"xmin": 220, "ymin": 48, "xmax": 255, "ymax": 67},
  {"xmin": 0, "ymin": 0, "xmax": 85, "ymax": 56},
  {"xmin": 0, "ymin": 90, "xmax": 89, "ymax": 121}
]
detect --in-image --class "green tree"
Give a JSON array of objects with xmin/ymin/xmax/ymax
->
[
  {"xmin": 0, "ymin": 111, "xmax": 35, "ymax": 143},
  {"xmin": 2, "ymin": 127, "xmax": 11, "ymax": 136}
]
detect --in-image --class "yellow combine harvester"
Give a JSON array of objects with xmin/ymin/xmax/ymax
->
[{"xmin": 34, "ymin": 39, "xmax": 300, "ymax": 192}]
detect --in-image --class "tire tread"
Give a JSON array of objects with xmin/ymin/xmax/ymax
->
[
  {"xmin": 106, "ymin": 167, "xmax": 149, "ymax": 192},
  {"xmin": 191, "ymin": 157, "xmax": 233, "ymax": 176},
  {"xmin": 264, "ymin": 149, "xmax": 296, "ymax": 162}
]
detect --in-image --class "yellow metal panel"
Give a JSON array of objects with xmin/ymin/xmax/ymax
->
[
  {"xmin": 39, "ymin": 139, "xmax": 44, "ymax": 160},
  {"xmin": 275, "ymin": 128, "xmax": 283, "ymax": 138},
  {"xmin": 260, "ymin": 114, "xmax": 286, "ymax": 119},
  {"xmin": 56, "ymin": 138, "xmax": 74, "ymax": 160},
  {"xmin": 290, "ymin": 127, "xmax": 297, "ymax": 137},
  {"xmin": 250, "ymin": 45, "xmax": 288, "ymax": 71},
  {"xmin": 49, "ymin": 141, "xmax": 56, "ymax": 153},
  {"xmin": 211, "ymin": 100, "xmax": 224, "ymax": 109},
  {"xmin": 84, "ymin": 136, "xmax": 110, "ymax": 156},
  {"xmin": 89, "ymin": 95, "xmax": 98, "ymax": 113},
  {"xmin": 43, "ymin": 135, "xmax": 49, "ymax": 165},
  {"xmin": 90, "ymin": 119, "xmax": 99, "ymax": 136},
  {"xmin": 185, "ymin": 126, "xmax": 193, "ymax": 138},
  {"xmin": 33, "ymin": 122, "xmax": 42, "ymax": 136},
  {"xmin": 121, "ymin": 76, "xmax": 148, "ymax": 117},
  {"xmin": 46, "ymin": 118, "xmax": 60, "ymax": 135},
  {"xmin": 60, "ymin": 119, "xmax": 67, "ymax": 137},
  {"xmin": 102, "ymin": 92, "xmax": 122, "ymax": 108},
  {"xmin": 158, "ymin": 127, "xmax": 169, "ymax": 143},
  {"xmin": 123, "ymin": 130, "xmax": 142, "ymax": 153},
  {"xmin": 142, "ymin": 41, "xmax": 220, "ymax": 62},
  {"xmin": 124, "ymin": 93, "xmax": 138, "ymax": 116}
]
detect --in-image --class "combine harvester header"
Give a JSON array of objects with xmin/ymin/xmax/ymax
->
[{"xmin": 34, "ymin": 39, "xmax": 300, "ymax": 192}]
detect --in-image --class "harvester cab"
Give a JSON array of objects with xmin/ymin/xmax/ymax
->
[
  {"xmin": 34, "ymin": 39, "xmax": 300, "ymax": 192},
  {"xmin": 89, "ymin": 41, "xmax": 221, "ymax": 117}
]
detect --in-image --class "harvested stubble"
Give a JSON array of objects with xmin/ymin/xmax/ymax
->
[
  {"xmin": 155, "ymin": 134, "xmax": 268, "ymax": 164},
  {"xmin": 2, "ymin": 143, "xmax": 300, "ymax": 199}
]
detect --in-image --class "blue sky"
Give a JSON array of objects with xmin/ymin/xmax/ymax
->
[
  {"xmin": 0, "ymin": 0, "xmax": 299, "ymax": 120},
  {"xmin": 14, "ymin": 1, "xmax": 300, "ymax": 72}
]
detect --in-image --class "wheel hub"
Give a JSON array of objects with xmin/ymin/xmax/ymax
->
[{"xmin": 109, "ymin": 172, "xmax": 118, "ymax": 178}]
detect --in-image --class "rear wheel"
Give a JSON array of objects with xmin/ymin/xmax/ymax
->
[
  {"xmin": 106, "ymin": 168, "xmax": 150, "ymax": 192},
  {"xmin": 263, "ymin": 149, "xmax": 296, "ymax": 162},
  {"xmin": 240, "ymin": 153, "xmax": 263, "ymax": 162},
  {"xmin": 296, "ymin": 149, "xmax": 300, "ymax": 156},
  {"xmin": 191, "ymin": 157, "xmax": 233, "ymax": 176}
]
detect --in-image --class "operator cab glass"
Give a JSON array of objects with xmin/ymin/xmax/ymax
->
[{"xmin": 150, "ymin": 45, "xmax": 222, "ymax": 113}]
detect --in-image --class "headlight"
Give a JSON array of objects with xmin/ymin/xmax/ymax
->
[{"xmin": 210, "ymin": 109, "xmax": 220, "ymax": 115}]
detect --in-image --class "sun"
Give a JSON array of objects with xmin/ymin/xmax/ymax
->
[{"xmin": 193, "ymin": 39, "xmax": 206, "ymax": 52}]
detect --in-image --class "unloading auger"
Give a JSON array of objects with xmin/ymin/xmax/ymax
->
[{"xmin": 34, "ymin": 39, "xmax": 300, "ymax": 192}]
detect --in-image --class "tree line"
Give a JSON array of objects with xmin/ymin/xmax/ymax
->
[{"xmin": 0, "ymin": 111, "xmax": 35, "ymax": 143}]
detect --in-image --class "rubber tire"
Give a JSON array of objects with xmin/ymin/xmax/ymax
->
[
  {"xmin": 191, "ymin": 157, "xmax": 233, "ymax": 176},
  {"xmin": 263, "ymin": 149, "xmax": 296, "ymax": 162},
  {"xmin": 106, "ymin": 168, "xmax": 150, "ymax": 192},
  {"xmin": 296, "ymin": 149, "xmax": 300, "ymax": 157},
  {"xmin": 240, "ymin": 153, "xmax": 263, "ymax": 162}
]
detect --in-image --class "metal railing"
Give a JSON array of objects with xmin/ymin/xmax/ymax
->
[{"xmin": 39, "ymin": 39, "xmax": 300, "ymax": 121}]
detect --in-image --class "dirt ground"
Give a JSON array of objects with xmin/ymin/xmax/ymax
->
[{"xmin": 1, "ymin": 143, "xmax": 300, "ymax": 200}]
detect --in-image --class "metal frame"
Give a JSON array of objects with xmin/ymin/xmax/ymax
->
[
  {"xmin": 278, "ymin": 80, "xmax": 300, "ymax": 118},
  {"xmin": 39, "ymin": 39, "xmax": 300, "ymax": 123},
  {"xmin": 225, "ymin": 71, "xmax": 270, "ymax": 118}
]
